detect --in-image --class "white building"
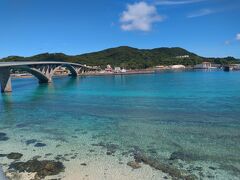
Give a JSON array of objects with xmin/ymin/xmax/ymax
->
[
  {"xmin": 232, "ymin": 64, "xmax": 240, "ymax": 70},
  {"xmin": 114, "ymin": 67, "xmax": 127, "ymax": 73},
  {"xmin": 121, "ymin": 68, "xmax": 127, "ymax": 73},
  {"xmin": 176, "ymin": 55, "xmax": 190, "ymax": 59},
  {"xmin": 194, "ymin": 62, "xmax": 212, "ymax": 69},
  {"xmin": 114, "ymin": 67, "xmax": 121, "ymax": 73},
  {"xmin": 105, "ymin": 64, "xmax": 113, "ymax": 72}
]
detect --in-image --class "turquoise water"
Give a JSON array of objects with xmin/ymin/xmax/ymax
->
[{"xmin": 0, "ymin": 70, "xmax": 240, "ymax": 179}]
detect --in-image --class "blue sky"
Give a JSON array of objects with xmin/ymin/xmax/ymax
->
[{"xmin": 0, "ymin": 0, "xmax": 240, "ymax": 58}]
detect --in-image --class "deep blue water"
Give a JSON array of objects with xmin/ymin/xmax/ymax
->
[{"xmin": 0, "ymin": 70, "xmax": 240, "ymax": 179}]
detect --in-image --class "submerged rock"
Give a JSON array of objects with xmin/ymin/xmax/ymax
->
[
  {"xmin": 132, "ymin": 148, "xmax": 197, "ymax": 180},
  {"xmin": 45, "ymin": 153, "xmax": 53, "ymax": 157},
  {"xmin": 148, "ymin": 148, "xmax": 158, "ymax": 154},
  {"xmin": 9, "ymin": 159, "xmax": 65, "ymax": 178},
  {"xmin": 169, "ymin": 151, "xmax": 197, "ymax": 161},
  {"xmin": 127, "ymin": 161, "xmax": 141, "ymax": 169},
  {"xmin": 7, "ymin": 153, "xmax": 23, "ymax": 160},
  {"xmin": 16, "ymin": 123, "xmax": 28, "ymax": 128},
  {"xmin": 121, "ymin": 151, "xmax": 130, "ymax": 157},
  {"xmin": 92, "ymin": 142, "xmax": 119, "ymax": 155},
  {"xmin": 34, "ymin": 143, "xmax": 47, "ymax": 147},
  {"xmin": 209, "ymin": 166, "xmax": 216, "ymax": 170},
  {"xmin": 106, "ymin": 151, "xmax": 113, "ymax": 155},
  {"xmin": 26, "ymin": 139, "xmax": 38, "ymax": 145},
  {"xmin": 32, "ymin": 156, "xmax": 41, "ymax": 160},
  {"xmin": 0, "ymin": 132, "xmax": 9, "ymax": 141},
  {"xmin": 91, "ymin": 142, "xmax": 105, "ymax": 147},
  {"xmin": 106, "ymin": 143, "xmax": 119, "ymax": 155},
  {"xmin": 54, "ymin": 155, "xmax": 69, "ymax": 162},
  {"xmin": 0, "ymin": 132, "xmax": 7, "ymax": 136},
  {"xmin": 70, "ymin": 155, "xmax": 77, "ymax": 159}
]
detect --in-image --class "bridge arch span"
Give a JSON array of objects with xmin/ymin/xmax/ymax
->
[
  {"xmin": 0, "ymin": 61, "xmax": 99, "ymax": 93},
  {"xmin": 52, "ymin": 64, "xmax": 80, "ymax": 77},
  {"xmin": 12, "ymin": 66, "xmax": 51, "ymax": 83},
  {"xmin": 11, "ymin": 64, "xmax": 82, "ymax": 84}
]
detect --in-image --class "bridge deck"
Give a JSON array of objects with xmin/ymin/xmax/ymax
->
[{"xmin": 0, "ymin": 61, "xmax": 91, "ymax": 68}]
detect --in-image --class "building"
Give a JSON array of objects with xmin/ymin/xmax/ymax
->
[
  {"xmin": 105, "ymin": 65, "xmax": 113, "ymax": 72},
  {"xmin": 114, "ymin": 67, "xmax": 127, "ymax": 73},
  {"xmin": 54, "ymin": 67, "xmax": 68, "ymax": 75},
  {"xmin": 176, "ymin": 55, "xmax": 190, "ymax": 59},
  {"xmin": 232, "ymin": 64, "xmax": 240, "ymax": 70},
  {"xmin": 121, "ymin": 68, "xmax": 127, "ymax": 73},
  {"xmin": 114, "ymin": 67, "xmax": 121, "ymax": 73},
  {"xmin": 194, "ymin": 62, "xmax": 212, "ymax": 69}
]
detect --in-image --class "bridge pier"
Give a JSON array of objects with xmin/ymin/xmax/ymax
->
[
  {"xmin": 38, "ymin": 78, "xmax": 52, "ymax": 84},
  {"xmin": 0, "ymin": 68, "xmax": 12, "ymax": 93}
]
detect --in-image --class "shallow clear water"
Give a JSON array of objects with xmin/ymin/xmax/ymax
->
[{"xmin": 0, "ymin": 70, "xmax": 240, "ymax": 179}]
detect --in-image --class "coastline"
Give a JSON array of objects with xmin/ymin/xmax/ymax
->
[
  {"xmin": 11, "ymin": 68, "xmax": 188, "ymax": 79},
  {"xmin": 11, "ymin": 67, "xmax": 223, "ymax": 80},
  {"xmin": 80, "ymin": 69, "xmax": 156, "ymax": 77},
  {"xmin": 11, "ymin": 69, "xmax": 156, "ymax": 79}
]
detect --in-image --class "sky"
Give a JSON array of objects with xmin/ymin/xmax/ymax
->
[{"xmin": 0, "ymin": 0, "xmax": 240, "ymax": 58}]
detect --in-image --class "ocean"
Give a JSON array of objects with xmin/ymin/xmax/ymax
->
[{"xmin": 0, "ymin": 70, "xmax": 240, "ymax": 179}]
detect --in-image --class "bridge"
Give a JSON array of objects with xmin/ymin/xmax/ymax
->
[{"xmin": 0, "ymin": 61, "xmax": 99, "ymax": 93}]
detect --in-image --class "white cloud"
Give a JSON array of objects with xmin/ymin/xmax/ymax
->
[
  {"xmin": 225, "ymin": 34, "xmax": 240, "ymax": 45},
  {"xmin": 187, "ymin": 8, "xmax": 215, "ymax": 18},
  {"xmin": 236, "ymin": 33, "xmax": 240, "ymax": 41},
  {"xmin": 120, "ymin": 2, "xmax": 164, "ymax": 32},
  {"xmin": 155, "ymin": 0, "xmax": 206, "ymax": 5}
]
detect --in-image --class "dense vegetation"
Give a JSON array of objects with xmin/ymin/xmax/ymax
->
[{"xmin": 1, "ymin": 46, "xmax": 239, "ymax": 69}]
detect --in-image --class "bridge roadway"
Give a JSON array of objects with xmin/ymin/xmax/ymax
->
[{"xmin": 0, "ymin": 61, "xmax": 98, "ymax": 93}]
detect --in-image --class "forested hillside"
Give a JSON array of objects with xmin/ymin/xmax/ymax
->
[{"xmin": 1, "ymin": 46, "xmax": 239, "ymax": 69}]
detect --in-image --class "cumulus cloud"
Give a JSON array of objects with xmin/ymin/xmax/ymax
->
[
  {"xmin": 120, "ymin": 2, "xmax": 164, "ymax": 32},
  {"xmin": 187, "ymin": 8, "xmax": 215, "ymax": 18},
  {"xmin": 236, "ymin": 33, "xmax": 240, "ymax": 41},
  {"xmin": 225, "ymin": 33, "xmax": 240, "ymax": 45},
  {"xmin": 155, "ymin": 0, "xmax": 206, "ymax": 5}
]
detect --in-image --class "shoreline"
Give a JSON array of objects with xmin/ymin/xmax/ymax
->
[
  {"xmin": 80, "ymin": 69, "xmax": 156, "ymax": 77},
  {"xmin": 10, "ymin": 70, "xmax": 156, "ymax": 80},
  {"xmin": 10, "ymin": 68, "xmax": 191, "ymax": 79},
  {"xmin": 11, "ymin": 67, "xmax": 227, "ymax": 80}
]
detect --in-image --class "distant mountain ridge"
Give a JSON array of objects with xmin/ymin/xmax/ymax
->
[{"xmin": 1, "ymin": 46, "xmax": 239, "ymax": 69}]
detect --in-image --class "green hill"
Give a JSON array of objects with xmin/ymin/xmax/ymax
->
[{"xmin": 1, "ymin": 46, "xmax": 239, "ymax": 69}]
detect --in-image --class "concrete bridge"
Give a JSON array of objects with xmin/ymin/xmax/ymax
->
[{"xmin": 0, "ymin": 61, "xmax": 98, "ymax": 93}]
